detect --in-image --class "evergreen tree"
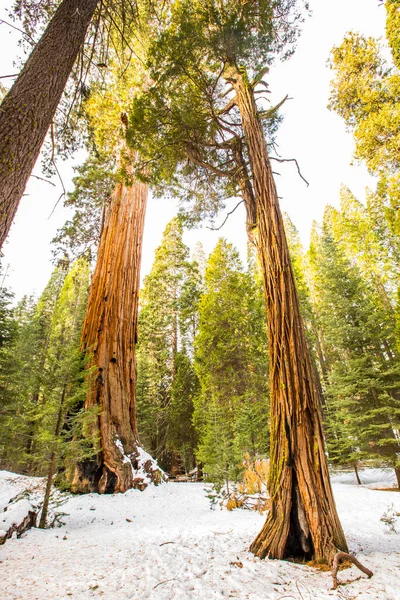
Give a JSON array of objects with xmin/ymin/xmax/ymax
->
[
  {"xmin": 308, "ymin": 210, "xmax": 400, "ymax": 486},
  {"xmin": 0, "ymin": 264, "xmax": 67, "ymax": 472},
  {"xmin": 137, "ymin": 218, "xmax": 201, "ymax": 473},
  {"xmin": 194, "ymin": 239, "xmax": 269, "ymax": 486},
  {"xmin": 36, "ymin": 257, "xmax": 98, "ymax": 526},
  {"xmin": 0, "ymin": 266, "xmax": 18, "ymax": 463}
]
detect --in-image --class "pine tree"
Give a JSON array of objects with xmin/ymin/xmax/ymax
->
[
  {"xmin": 308, "ymin": 210, "xmax": 400, "ymax": 486},
  {"xmin": 35, "ymin": 258, "xmax": 98, "ymax": 527},
  {"xmin": 137, "ymin": 218, "xmax": 201, "ymax": 473},
  {"xmin": 194, "ymin": 239, "xmax": 269, "ymax": 486},
  {"xmin": 0, "ymin": 266, "xmax": 18, "ymax": 464},
  {"xmin": 0, "ymin": 264, "xmax": 68, "ymax": 472}
]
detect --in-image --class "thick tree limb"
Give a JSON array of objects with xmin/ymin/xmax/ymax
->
[
  {"xmin": 331, "ymin": 552, "xmax": 373, "ymax": 590},
  {"xmin": 185, "ymin": 145, "xmax": 236, "ymax": 177}
]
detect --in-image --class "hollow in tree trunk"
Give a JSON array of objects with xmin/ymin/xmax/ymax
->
[
  {"xmin": 72, "ymin": 165, "xmax": 163, "ymax": 493},
  {"xmin": 0, "ymin": 0, "xmax": 99, "ymax": 250},
  {"xmin": 226, "ymin": 64, "xmax": 348, "ymax": 564}
]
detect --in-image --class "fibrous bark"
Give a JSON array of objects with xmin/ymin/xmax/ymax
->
[
  {"xmin": 0, "ymin": 0, "xmax": 98, "ymax": 250},
  {"xmin": 72, "ymin": 164, "xmax": 163, "ymax": 493},
  {"xmin": 227, "ymin": 65, "xmax": 348, "ymax": 564}
]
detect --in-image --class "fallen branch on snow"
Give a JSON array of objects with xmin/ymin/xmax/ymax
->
[{"xmin": 331, "ymin": 551, "xmax": 373, "ymax": 590}]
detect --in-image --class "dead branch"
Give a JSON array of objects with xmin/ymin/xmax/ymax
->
[
  {"xmin": 30, "ymin": 174, "xmax": 56, "ymax": 187},
  {"xmin": 0, "ymin": 18, "xmax": 35, "ymax": 46},
  {"xmin": 159, "ymin": 541, "xmax": 175, "ymax": 546},
  {"xmin": 48, "ymin": 123, "xmax": 67, "ymax": 219},
  {"xmin": 269, "ymin": 157, "xmax": 309, "ymax": 187},
  {"xmin": 0, "ymin": 74, "xmax": 19, "ymax": 80},
  {"xmin": 331, "ymin": 552, "xmax": 373, "ymax": 590},
  {"xmin": 206, "ymin": 200, "xmax": 244, "ymax": 231},
  {"xmin": 153, "ymin": 577, "xmax": 176, "ymax": 589},
  {"xmin": 211, "ymin": 529, "xmax": 233, "ymax": 535}
]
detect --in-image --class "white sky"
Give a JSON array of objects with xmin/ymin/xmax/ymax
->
[{"xmin": 0, "ymin": 0, "xmax": 386, "ymax": 301}]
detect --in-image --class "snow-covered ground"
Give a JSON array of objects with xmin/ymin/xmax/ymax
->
[{"xmin": 1, "ymin": 470, "xmax": 400, "ymax": 600}]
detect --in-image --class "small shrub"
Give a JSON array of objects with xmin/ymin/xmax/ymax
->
[{"xmin": 381, "ymin": 504, "xmax": 400, "ymax": 534}]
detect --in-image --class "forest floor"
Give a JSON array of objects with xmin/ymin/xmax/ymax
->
[{"xmin": 1, "ymin": 470, "xmax": 400, "ymax": 600}]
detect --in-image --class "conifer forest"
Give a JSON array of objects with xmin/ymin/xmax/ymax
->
[{"xmin": 0, "ymin": 1, "xmax": 399, "ymax": 598}]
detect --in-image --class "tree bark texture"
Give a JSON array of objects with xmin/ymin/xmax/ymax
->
[
  {"xmin": 72, "ymin": 168, "xmax": 161, "ymax": 493},
  {"xmin": 0, "ymin": 0, "xmax": 98, "ymax": 250},
  {"xmin": 227, "ymin": 66, "xmax": 348, "ymax": 564}
]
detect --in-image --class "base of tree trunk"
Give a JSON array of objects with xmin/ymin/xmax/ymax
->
[{"xmin": 71, "ymin": 444, "xmax": 165, "ymax": 494}]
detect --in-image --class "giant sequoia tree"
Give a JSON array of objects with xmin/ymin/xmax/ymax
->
[
  {"xmin": 0, "ymin": 0, "xmax": 99, "ymax": 249},
  {"xmin": 127, "ymin": 0, "xmax": 347, "ymax": 562},
  {"xmin": 71, "ymin": 158, "xmax": 163, "ymax": 493}
]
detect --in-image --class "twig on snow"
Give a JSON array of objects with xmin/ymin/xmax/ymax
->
[
  {"xmin": 211, "ymin": 528, "xmax": 233, "ymax": 535},
  {"xmin": 153, "ymin": 577, "xmax": 176, "ymax": 589},
  {"xmin": 159, "ymin": 541, "xmax": 175, "ymax": 546}
]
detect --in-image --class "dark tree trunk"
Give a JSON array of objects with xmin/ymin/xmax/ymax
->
[
  {"xmin": 354, "ymin": 463, "xmax": 362, "ymax": 485},
  {"xmin": 0, "ymin": 0, "xmax": 98, "ymax": 250},
  {"xmin": 72, "ymin": 159, "xmax": 162, "ymax": 493},
  {"xmin": 226, "ymin": 65, "xmax": 348, "ymax": 564},
  {"xmin": 395, "ymin": 467, "xmax": 400, "ymax": 489}
]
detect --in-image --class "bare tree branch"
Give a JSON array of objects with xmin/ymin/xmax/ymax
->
[
  {"xmin": 269, "ymin": 157, "xmax": 309, "ymax": 186},
  {"xmin": 30, "ymin": 174, "xmax": 56, "ymax": 187},
  {"xmin": 206, "ymin": 200, "xmax": 244, "ymax": 231},
  {"xmin": 0, "ymin": 18, "xmax": 35, "ymax": 45}
]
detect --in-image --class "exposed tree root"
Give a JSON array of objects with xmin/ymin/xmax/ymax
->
[{"xmin": 331, "ymin": 551, "xmax": 373, "ymax": 590}]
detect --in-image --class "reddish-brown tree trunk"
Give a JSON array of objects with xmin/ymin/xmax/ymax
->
[
  {"xmin": 72, "ymin": 166, "xmax": 162, "ymax": 493},
  {"xmin": 0, "ymin": 0, "xmax": 98, "ymax": 250},
  {"xmin": 227, "ymin": 65, "xmax": 348, "ymax": 564}
]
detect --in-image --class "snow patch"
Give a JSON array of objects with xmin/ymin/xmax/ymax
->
[
  {"xmin": 1, "ymin": 470, "xmax": 400, "ymax": 598},
  {"xmin": 331, "ymin": 467, "xmax": 397, "ymax": 489},
  {"xmin": 114, "ymin": 437, "xmax": 166, "ymax": 484}
]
